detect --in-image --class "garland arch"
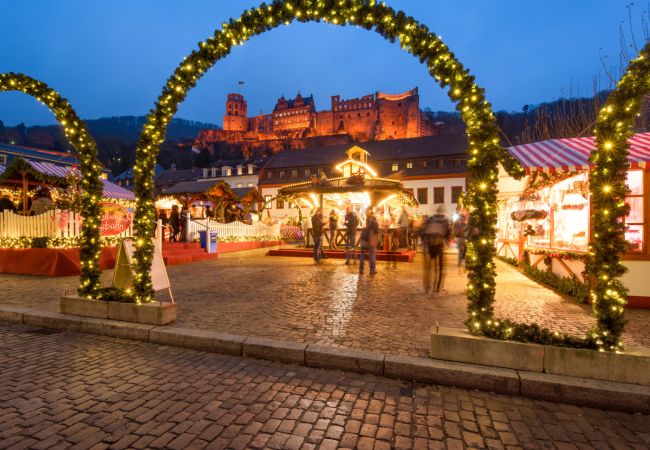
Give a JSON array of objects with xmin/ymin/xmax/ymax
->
[
  {"xmin": 131, "ymin": 0, "xmax": 526, "ymax": 304},
  {"xmin": 0, "ymin": 73, "xmax": 104, "ymax": 298}
]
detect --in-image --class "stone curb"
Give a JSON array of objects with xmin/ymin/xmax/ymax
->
[{"xmin": 1, "ymin": 305, "xmax": 648, "ymax": 414}]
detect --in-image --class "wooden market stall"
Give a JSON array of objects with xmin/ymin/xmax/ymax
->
[{"xmin": 497, "ymin": 132, "xmax": 650, "ymax": 308}]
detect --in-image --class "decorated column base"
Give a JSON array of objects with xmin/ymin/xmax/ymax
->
[
  {"xmin": 431, "ymin": 327, "xmax": 650, "ymax": 386},
  {"xmin": 60, "ymin": 295, "xmax": 177, "ymax": 325}
]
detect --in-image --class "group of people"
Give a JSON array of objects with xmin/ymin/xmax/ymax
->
[
  {"xmin": 310, "ymin": 204, "xmax": 471, "ymax": 292},
  {"xmin": 0, "ymin": 188, "xmax": 54, "ymax": 215},
  {"xmin": 158, "ymin": 205, "xmax": 184, "ymax": 242}
]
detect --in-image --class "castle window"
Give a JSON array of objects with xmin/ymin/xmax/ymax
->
[
  {"xmin": 304, "ymin": 168, "xmax": 310, "ymax": 177},
  {"xmin": 367, "ymin": 112, "xmax": 370, "ymax": 116},
  {"xmin": 406, "ymin": 161, "xmax": 413, "ymax": 169},
  {"xmin": 358, "ymin": 113, "xmax": 361, "ymax": 117},
  {"xmin": 291, "ymin": 169, "xmax": 298, "ymax": 177},
  {"xmin": 391, "ymin": 163, "xmax": 399, "ymax": 172},
  {"xmin": 397, "ymin": 102, "xmax": 402, "ymax": 106}
]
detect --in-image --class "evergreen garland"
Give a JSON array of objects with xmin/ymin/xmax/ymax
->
[
  {"xmin": 586, "ymin": 42, "xmax": 650, "ymax": 351},
  {"xmin": 0, "ymin": 73, "xmax": 104, "ymax": 298},
  {"xmin": 130, "ymin": 0, "xmax": 525, "ymax": 305}
]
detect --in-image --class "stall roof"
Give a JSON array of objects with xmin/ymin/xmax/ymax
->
[
  {"xmin": 162, "ymin": 179, "xmax": 223, "ymax": 195},
  {"xmin": 507, "ymin": 132, "xmax": 650, "ymax": 173},
  {"xmin": 0, "ymin": 158, "xmax": 134, "ymax": 200}
]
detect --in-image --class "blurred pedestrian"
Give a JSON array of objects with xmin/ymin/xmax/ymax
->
[
  {"xmin": 328, "ymin": 209, "xmax": 339, "ymax": 249},
  {"xmin": 312, "ymin": 208, "xmax": 324, "ymax": 264},
  {"xmin": 30, "ymin": 188, "xmax": 54, "ymax": 215},
  {"xmin": 453, "ymin": 213, "xmax": 469, "ymax": 268},
  {"xmin": 398, "ymin": 208, "xmax": 410, "ymax": 249},
  {"xmin": 359, "ymin": 207, "xmax": 379, "ymax": 275},
  {"xmin": 169, "ymin": 205, "xmax": 180, "ymax": 242},
  {"xmin": 343, "ymin": 205, "xmax": 358, "ymax": 265},
  {"xmin": 420, "ymin": 205, "xmax": 451, "ymax": 294}
]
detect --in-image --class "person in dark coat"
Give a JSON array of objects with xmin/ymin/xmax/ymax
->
[
  {"xmin": 169, "ymin": 205, "xmax": 180, "ymax": 242},
  {"xmin": 0, "ymin": 195, "xmax": 16, "ymax": 213},
  {"xmin": 343, "ymin": 205, "xmax": 359, "ymax": 264},
  {"xmin": 311, "ymin": 208, "xmax": 324, "ymax": 264},
  {"xmin": 359, "ymin": 208, "xmax": 379, "ymax": 275},
  {"xmin": 328, "ymin": 209, "xmax": 339, "ymax": 249}
]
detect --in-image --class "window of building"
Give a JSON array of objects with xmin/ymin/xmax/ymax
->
[
  {"xmin": 264, "ymin": 195, "xmax": 272, "ymax": 208},
  {"xmin": 248, "ymin": 165, "xmax": 254, "ymax": 175},
  {"xmin": 406, "ymin": 161, "xmax": 413, "ymax": 169},
  {"xmin": 0, "ymin": 154, "xmax": 7, "ymax": 165},
  {"xmin": 433, "ymin": 187, "xmax": 445, "ymax": 204},
  {"xmin": 304, "ymin": 168, "xmax": 310, "ymax": 177},
  {"xmin": 247, "ymin": 182, "xmax": 254, "ymax": 187},
  {"xmin": 625, "ymin": 170, "xmax": 645, "ymax": 252},
  {"xmin": 237, "ymin": 166, "xmax": 243, "ymax": 175},
  {"xmin": 279, "ymin": 170, "xmax": 285, "ymax": 178},
  {"xmin": 417, "ymin": 188, "xmax": 428, "ymax": 205},
  {"xmin": 276, "ymin": 197, "xmax": 284, "ymax": 209},
  {"xmin": 421, "ymin": 161, "xmax": 427, "ymax": 168},
  {"xmin": 267, "ymin": 171, "xmax": 273, "ymax": 179},
  {"xmin": 291, "ymin": 169, "xmax": 298, "ymax": 177},
  {"xmin": 391, "ymin": 163, "xmax": 399, "ymax": 172},
  {"xmin": 451, "ymin": 186, "xmax": 463, "ymax": 204},
  {"xmin": 236, "ymin": 183, "xmax": 243, "ymax": 188}
]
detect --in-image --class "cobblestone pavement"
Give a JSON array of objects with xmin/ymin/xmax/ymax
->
[
  {"xmin": 1, "ymin": 248, "xmax": 650, "ymax": 358},
  {"xmin": 1, "ymin": 321, "xmax": 648, "ymax": 450}
]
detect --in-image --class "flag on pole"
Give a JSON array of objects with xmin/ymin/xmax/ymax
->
[{"xmin": 238, "ymin": 81, "xmax": 244, "ymax": 86}]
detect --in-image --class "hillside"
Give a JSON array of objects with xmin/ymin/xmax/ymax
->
[{"xmin": 0, "ymin": 116, "xmax": 218, "ymax": 174}]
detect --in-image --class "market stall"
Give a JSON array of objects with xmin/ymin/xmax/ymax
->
[{"xmin": 497, "ymin": 132, "xmax": 650, "ymax": 307}]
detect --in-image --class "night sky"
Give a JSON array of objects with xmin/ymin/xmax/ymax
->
[{"xmin": 0, "ymin": 1, "xmax": 644, "ymax": 126}]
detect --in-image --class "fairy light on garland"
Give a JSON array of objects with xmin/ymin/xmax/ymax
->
[
  {"xmin": 0, "ymin": 73, "xmax": 104, "ymax": 299},
  {"xmin": 131, "ymin": 0, "xmax": 525, "ymax": 303},
  {"xmin": 585, "ymin": 42, "xmax": 650, "ymax": 352}
]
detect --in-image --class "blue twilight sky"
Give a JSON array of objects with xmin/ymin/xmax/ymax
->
[{"xmin": 0, "ymin": 1, "xmax": 645, "ymax": 126}]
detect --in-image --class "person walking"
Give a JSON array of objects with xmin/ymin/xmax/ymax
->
[
  {"xmin": 343, "ymin": 206, "xmax": 358, "ymax": 265},
  {"xmin": 453, "ymin": 213, "xmax": 469, "ymax": 269},
  {"xmin": 311, "ymin": 208, "xmax": 324, "ymax": 264},
  {"xmin": 398, "ymin": 208, "xmax": 410, "ymax": 249},
  {"xmin": 328, "ymin": 209, "xmax": 339, "ymax": 250},
  {"xmin": 359, "ymin": 207, "xmax": 379, "ymax": 275},
  {"xmin": 169, "ymin": 205, "xmax": 180, "ymax": 242},
  {"xmin": 420, "ymin": 205, "xmax": 451, "ymax": 294}
]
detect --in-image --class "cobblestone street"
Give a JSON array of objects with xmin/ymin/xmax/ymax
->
[
  {"xmin": 1, "ymin": 321, "xmax": 648, "ymax": 450},
  {"xmin": 1, "ymin": 248, "xmax": 650, "ymax": 357}
]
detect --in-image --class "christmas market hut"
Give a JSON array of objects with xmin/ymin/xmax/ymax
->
[{"xmin": 496, "ymin": 132, "xmax": 650, "ymax": 308}]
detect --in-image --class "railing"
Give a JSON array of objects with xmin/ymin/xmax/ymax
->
[
  {"xmin": 0, "ymin": 209, "xmax": 133, "ymax": 239},
  {"xmin": 185, "ymin": 219, "xmax": 281, "ymax": 242}
]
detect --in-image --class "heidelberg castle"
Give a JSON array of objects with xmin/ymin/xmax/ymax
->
[{"xmin": 195, "ymin": 87, "xmax": 441, "ymax": 158}]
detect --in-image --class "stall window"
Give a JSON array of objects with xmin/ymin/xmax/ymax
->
[
  {"xmin": 276, "ymin": 198, "xmax": 284, "ymax": 209},
  {"xmin": 417, "ymin": 188, "xmax": 428, "ymax": 205},
  {"xmin": 451, "ymin": 186, "xmax": 463, "ymax": 204},
  {"xmin": 433, "ymin": 187, "xmax": 445, "ymax": 204},
  {"xmin": 625, "ymin": 170, "xmax": 645, "ymax": 252}
]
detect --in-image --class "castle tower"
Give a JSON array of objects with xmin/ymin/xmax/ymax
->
[{"xmin": 223, "ymin": 93, "xmax": 248, "ymax": 132}]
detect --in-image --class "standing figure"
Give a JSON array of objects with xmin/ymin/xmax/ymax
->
[
  {"xmin": 453, "ymin": 213, "xmax": 469, "ymax": 268},
  {"xmin": 30, "ymin": 188, "xmax": 54, "ymax": 215},
  {"xmin": 169, "ymin": 205, "xmax": 180, "ymax": 242},
  {"xmin": 420, "ymin": 206, "xmax": 451, "ymax": 294},
  {"xmin": 311, "ymin": 208, "xmax": 324, "ymax": 264},
  {"xmin": 359, "ymin": 207, "xmax": 379, "ymax": 275},
  {"xmin": 0, "ymin": 195, "xmax": 16, "ymax": 213},
  {"xmin": 343, "ymin": 206, "xmax": 358, "ymax": 265},
  {"xmin": 398, "ymin": 208, "xmax": 410, "ymax": 249},
  {"xmin": 159, "ymin": 210, "xmax": 169, "ymax": 240},
  {"xmin": 328, "ymin": 209, "xmax": 339, "ymax": 249}
]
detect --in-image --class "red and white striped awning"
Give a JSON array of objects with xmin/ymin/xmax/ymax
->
[
  {"xmin": 0, "ymin": 160, "xmax": 134, "ymax": 200},
  {"xmin": 507, "ymin": 132, "xmax": 650, "ymax": 173}
]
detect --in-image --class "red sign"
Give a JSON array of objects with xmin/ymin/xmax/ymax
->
[{"xmin": 99, "ymin": 202, "xmax": 132, "ymax": 236}]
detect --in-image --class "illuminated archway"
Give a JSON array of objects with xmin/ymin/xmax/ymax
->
[
  {"xmin": 0, "ymin": 73, "xmax": 104, "ymax": 298},
  {"xmin": 130, "ymin": 1, "xmax": 528, "ymax": 318}
]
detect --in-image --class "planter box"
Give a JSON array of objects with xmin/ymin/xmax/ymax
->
[
  {"xmin": 431, "ymin": 327, "xmax": 650, "ymax": 386},
  {"xmin": 431, "ymin": 326, "xmax": 544, "ymax": 372},
  {"xmin": 61, "ymin": 296, "xmax": 177, "ymax": 325}
]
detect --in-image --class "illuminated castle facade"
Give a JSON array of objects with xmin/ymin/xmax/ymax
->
[{"xmin": 195, "ymin": 88, "xmax": 440, "ymax": 157}]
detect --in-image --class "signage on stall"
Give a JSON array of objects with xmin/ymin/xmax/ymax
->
[{"xmin": 99, "ymin": 202, "xmax": 132, "ymax": 236}]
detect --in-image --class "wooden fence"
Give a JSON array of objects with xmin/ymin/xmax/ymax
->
[
  {"xmin": 186, "ymin": 219, "xmax": 281, "ymax": 241},
  {"xmin": 0, "ymin": 209, "xmax": 133, "ymax": 239}
]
